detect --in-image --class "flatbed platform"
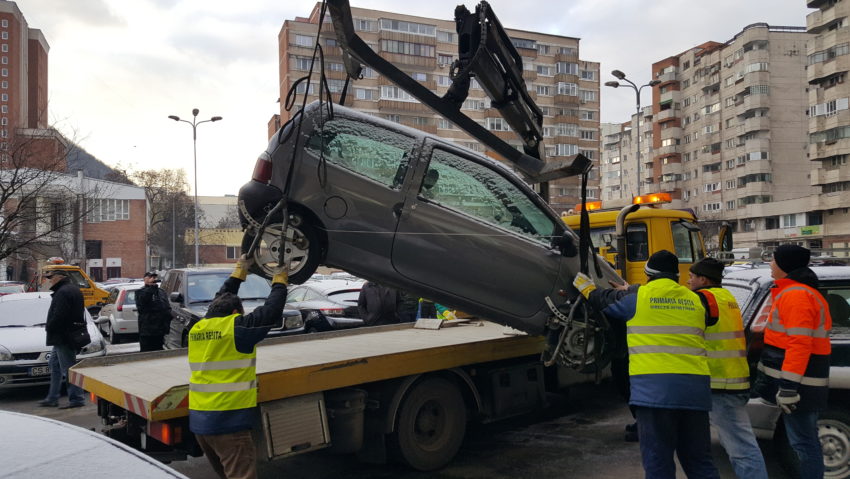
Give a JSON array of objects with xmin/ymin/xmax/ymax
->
[{"xmin": 71, "ymin": 321, "xmax": 545, "ymax": 422}]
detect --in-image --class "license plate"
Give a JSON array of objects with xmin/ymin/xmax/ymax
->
[{"xmin": 29, "ymin": 366, "xmax": 50, "ymax": 376}]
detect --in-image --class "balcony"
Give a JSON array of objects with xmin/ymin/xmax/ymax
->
[
  {"xmin": 378, "ymin": 51, "xmax": 436, "ymax": 69},
  {"xmin": 554, "ymin": 94, "xmax": 580, "ymax": 107},
  {"xmin": 554, "ymin": 73, "xmax": 579, "ymax": 84},
  {"xmin": 744, "ymin": 137, "xmax": 771, "ymax": 152},
  {"xmin": 811, "ymin": 109, "xmax": 850, "ymax": 132},
  {"xmin": 655, "ymin": 108, "xmax": 681, "ymax": 122},
  {"xmin": 660, "ymin": 126, "xmax": 682, "ymax": 140},
  {"xmin": 400, "ymin": 122, "xmax": 438, "ymax": 135},
  {"xmin": 661, "ymin": 161, "xmax": 683, "ymax": 176},
  {"xmin": 738, "ymin": 182, "xmax": 773, "ymax": 197},
  {"xmin": 807, "ymin": 6, "xmax": 839, "ymax": 33},
  {"xmin": 811, "ymin": 165, "xmax": 850, "ymax": 185},
  {"xmin": 808, "ymin": 137, "xmax": 850, "ymax": 161},
  {"xmin": 659, "ymin": 90, "xmax": 681, "ymax": 105},
  {"xmin": 740, "ymin": 71, "xmax": 770, "ymax": 89},
  {"xmin": 655, "ymin": 144, "xmax": 680, "ymax": 156},
  {"xmin": 555, "ymin": 52, "xmax": 578, "ymax": 63},
  {"xmin": 743, "ymin": 116, "xmax": 771, "ymax": 133},
  {"xmin": 815, "ymin": 192, "xmax": 850, "ymax": 210},
  {"xmin": 808, "ymin": 53, "xmax": 850, "ymax": 86},
  {"xmin": 742, "ymin": 94, "xmax": 770, "ymax": 111},
  {"xmin": 377, "ymin": 99, "xmax": 431, "ymax": 113},
  {"xmin": 656, "ymin": 71, "xmax": 678, "ymax": 83}
]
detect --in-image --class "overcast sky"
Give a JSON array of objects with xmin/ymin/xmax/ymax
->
[{"xmin": 22, "ymin": 0, "xmax": 811, "ymax": 196}]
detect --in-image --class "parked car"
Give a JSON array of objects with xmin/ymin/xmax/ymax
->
[
  {"xmin": 0, "ymin": 281, "xmax": 26, "ymax": 296},
  {"xmin": 238, "ymin": 101, "xmax": 619, "ymax": 336},
  {"xmin": 160, "ymin": 268, "xmax": 304, "ymax": 348},
  {"xmin": 95, "ymin": 283, "xmax": 143, "ymax": 344},
  {"xmin": 723, "ymin": 266, "xmax": 850, "ymax": 478},
  {"xmin": 286, "ymin": 279, "xmax": 364, "ymax": 333},
  {"xmin": 0, "ymin": 292, "xmax": 107, "ymax": 390}
]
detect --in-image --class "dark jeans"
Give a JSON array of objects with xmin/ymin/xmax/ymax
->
[
  {"xmin": 783, "ymin": 409, "xmax": 824, "ymax": 479},
  {"xmin": 139, "ymin": 335, "xmax": 164, "ymax": 352},
  {"xmin": 45, "ymin": 344, "xmax": 85, "ymax": 405},
  {"xmin": 635, "ymin": 406, "xmax": 719, "ymax": 479}
]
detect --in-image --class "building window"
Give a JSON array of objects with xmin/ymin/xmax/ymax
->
[
  {"xmin": 354, "ymin": 88, "xmax": 375, "ymax": 100},
  {"xmin": 0, "ymin": 32, "xmax": 6, "ymax": 41},
  {"xmin": 486, "ymin": 118, "xmax": 511, "ymax": 131},
  {"xmin": 87, "ymin": 199, "xmax": 131, "ymax": 223},
  {"xmin": 324, "ymin": 37, "xmax": 337, "ymax": 47},
  {"xmin": 295, "ymin": 82, "xmax": 315, "ymax": 95},
  {"xmin": 536, "ymin": 85, "xmax": 552, "ymax": 96},
  {"xmin": 557, "ymin": 82, "xmax": 577, "ymax": 96},
  {"xmin": 379, "ymin": 19, "xmax": 435, "ymax": 36},
  {"xmin": 381, "ymin": 85, "xmax": 417, "ymax": 102},
  {"xmin": 437, "ymin": 54, "xmax": 454, "ymax": 66},
  {"xmin": 536, "ymin": 65, "xmax": 553, "ymax": 76},
  {"xmin": 1, "ymin": 20, "xmax": 7, "ymax": 28},
  {"xmin": 50, "ymin": 203, "xmax": 64, "ymax": 231},
  {"xmin": 580, "ymin": 70, "xmax": 595, "ymax": 80},
  {"xmin": 580, "ymin": 130, "xmax": 595, "ymax": 140},
  {"xmin": 1, "ymin": 105, "xmax": 7, "ymax": 113},
  {"xmin": 1, "ymin": 118, "xmax": 6, "ymax": 126},
  {"xmin": 226, "ymin": 246, "xmax": 239, "ymax": 260},
  {"xmin": 437, "ymin": 119, "xmax": 455, "ymax": 130},
  {"xmin": 381, "ymin": 39, "xmax": 435, "ymax": 57},
  {"xmin": 437, "ymin": 31, "xmax": 455, "ymax": 43},
  {"xmin": 354, "ymin": 19, "xmax": 376, "ymax": 32},
  {"xmin": 1, "ymin": 45, "xmax": 6, "ymax": 53},
  {"xmin": 1, "ymin": 68, "xmax": 7, "ymax": 77},
  {"xmin": 580, "ymin": 110, "xmax": 595, "ymax": 120},
  {"xmin": 536, "ymin": 44, "xmax": 550, "ymax": 55},
  {"xmin": 1, "ymin": 57, "xmax": 6, "ymax": 65},
  {"xmin": 579, "ymin": 90, "xmax": 596, "ymax": 102},
  {"xmin": 293, "ymin": 56, "xmax": 312, "ymax": 70},
  {"xmin": 1, "ymin": 81, "xmax": 6, "ymax": 89},
  {"xmin": 782, "ymin": 214, "xmax": 797, "ymax": 227},
  {"xmin": 556, "ymin": 62, "xmax": 578, "ymax": 75},
  {"xmin": 294, "ymin": 34, "xmax": 314, "ymax": 47}
]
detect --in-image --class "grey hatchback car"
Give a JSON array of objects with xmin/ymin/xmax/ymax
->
[{"xmin": 238, "ymin": 102, "xmax": 618, "ymax": 335}]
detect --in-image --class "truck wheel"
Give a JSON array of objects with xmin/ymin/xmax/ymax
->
[
  {"xmin": 776, "ymin": 408, "xmax": 850, "ymax": 479},
  {"xmin": 391, "ymin": 377, "xmax": 467, "ymax": 471},
  {"xmin": 241, "ymin": 215, "xmax": 320, "ymax": 284}
]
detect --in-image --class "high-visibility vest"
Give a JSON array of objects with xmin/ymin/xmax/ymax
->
[
  {"xmin": 698, "ymin": 287, "xmax": 750, "ymax": 390},
  {"xmin": 188, "ymin": 313, "xmax": 257, "ymax": 412},
  {"xmin": 762, "ymin": 279, "xmax": 831, "ymax": 388},
  {"xmin": 628, "ymin": 278, "xmax": 709, "ymax": 377}
]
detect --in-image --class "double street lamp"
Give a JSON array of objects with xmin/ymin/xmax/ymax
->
[
  {"xmin": 605, "ymin": 70, "xmax": 660, "ymax": 197},
  {"xmin": 167, "ymin": 109, "xmax": 222, "ymax": 266}
]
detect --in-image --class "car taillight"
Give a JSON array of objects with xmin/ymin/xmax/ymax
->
[
  {"xmin": 116, "ymin": 291, "xmax": 125, "ymax": 311},
  {"xmin": 321, "ymin": 308, "xmax": 345, "ymax": 316},
  {"xmin": 749, "ymin": 298, "xmax": 773, "ymax": 334},
  {"xmin": 252, "ymin": 154, "xmax": 273, "ymax": 184}
]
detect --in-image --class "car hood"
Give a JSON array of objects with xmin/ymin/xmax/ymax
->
[{"xmin": 0, "ymin": 327, "xmax": 50, "ymax": 353}]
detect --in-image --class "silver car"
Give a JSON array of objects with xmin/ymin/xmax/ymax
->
[
  {"xmin": 0, "ymin": 292, "xmax": 107, "ymax": 389},
  {"xmin": 96, "ymin": 283, "xmax": 143, "ymax": 344}
]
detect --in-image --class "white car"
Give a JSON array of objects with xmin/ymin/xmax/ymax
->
[{"xmin": 0, "ymin": 292, "xmax": 107, "ymax": 389}]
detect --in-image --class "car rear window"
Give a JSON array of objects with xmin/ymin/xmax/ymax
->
[
  {"xmin": 0, "ymin": 285, "xmax": 24, "ymax": 294},
  {"xmin": 721, "ymin": 280, "xmax": 757, "ymax": 312},
  {"xmin": 187, "ymin": 273, "xmax": 271, "ymax": 303}
]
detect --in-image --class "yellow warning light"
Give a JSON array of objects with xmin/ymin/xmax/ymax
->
[
  {"xmin": 574, "ymin": 201, "xmax": 603, "ymax": 212},
  {"xmin": 633, "ymin": 193, "xmax": 672, "ymax": 206}
]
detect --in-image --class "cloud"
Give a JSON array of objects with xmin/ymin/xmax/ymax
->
[{"xmin": 25, "ymin": 0, "xmax": 124, "ymax": 28}]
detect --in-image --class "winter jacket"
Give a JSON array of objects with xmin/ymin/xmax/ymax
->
[
  {"xmin": 357, "ymin": 282, "xmax": 400, "ymax": 326},
  {"xmin": 45, "ymin": 278, "xmax": 85, "ymax": 347},
  {"xmin": 135, "ymin": 284, "xmax": 173, "ymax": 336}
]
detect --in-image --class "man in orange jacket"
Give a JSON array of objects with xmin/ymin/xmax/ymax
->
[{"xmin": 754, "ymin": 244, "xmax": 831, "ymax": 479}]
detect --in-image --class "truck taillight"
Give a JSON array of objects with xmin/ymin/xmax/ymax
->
[
  {"xmin": 252, "ymin": 154, "xmax": 273, "ymax": 184},
  {"xmin": 148, "ymin": 421, "xmax": 182, "ymax": 446}
]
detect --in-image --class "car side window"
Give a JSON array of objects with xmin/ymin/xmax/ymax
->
[
  {"xmin": 626, "ymin": 223, "xmax": 649, "ymax": 261},
  {"xmin": 67, "ymin": 271, "xmax": 89, "ymax": 289},
  {"xmin": 305, "ymin": 117, "xmax": 415, "ymax": 189},
  {"xmin": 286, "ymin": 287, "xmax": 306, "ymax": 303},
  {"xmin": 302, "ymin": 288, "xmax": 322, "ymax": 301},
  {"xmin": 821, "ymin": 286, "xmax": 850, "ymax": 333},
  {"xmin": 671, "ymin": 221, "xmax": 695, "ymax": 263},
  {"xmin": 123, "ymin": 290, "xmax": 136, "ymax": 305},
  {"xmin": 420, "ymin": 148, "xmax": 557, "ymax": 244},
  {"xmin": 107, "ymin": 290, "xmax": 119, "ymax": 304}
]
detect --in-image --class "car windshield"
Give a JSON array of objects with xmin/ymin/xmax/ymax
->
[
  {"xmin": 0, "ymin": 299, "xmax": 50, "ymax": 326},
  {"xmin": 187, "ymin": 273, "xmax": 271, "ymax": 303}
]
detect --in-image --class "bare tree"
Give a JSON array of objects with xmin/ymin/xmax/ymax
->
[
  {"xmin": 110, "ymin": 166, "xmax": 198, "ymax": 268},
  {"xmin": 0, "ymin": 129, "xmax": 108, "ymax": 270}
]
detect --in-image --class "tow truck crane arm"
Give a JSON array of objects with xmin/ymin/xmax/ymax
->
[{"xmin": 326, "ymin": 0, "xmax": 590, "ymax": 185}]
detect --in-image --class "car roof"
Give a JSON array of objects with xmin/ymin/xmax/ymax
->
[
  {"xmin": 723, "ymin": 265, "xmax": 850, "ymax": 286},
  {"xmin": 108, "ymin": 283, "xmax": 144, "ymax": 291},
  {"xmin": 0, "ymin": 291, "xmax": 52, "ymax": 302},
  {"xmin": 300, "ymin": 279, "xmax": 364, "ymax": 294}
]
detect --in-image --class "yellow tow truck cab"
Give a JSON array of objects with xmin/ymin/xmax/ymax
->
[
  {"xmin": 41, "ymin": 258, "xmax": 109, "ymax": 313},
  {"xmin": 562, "ymin": 193, "xmax": 707, "ymax": 286}
]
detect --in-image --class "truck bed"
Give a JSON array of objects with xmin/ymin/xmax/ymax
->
[{"xmin": 71, "ymin": 321, "xmax": 544, "ymax": 422}]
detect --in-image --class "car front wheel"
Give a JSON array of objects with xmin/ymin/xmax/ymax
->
[
  {"xmin": 241, "ymin": 214, "xmax": 320, "ymax": 284},
  {"xmin": 776, "ymin": 408, "xmax": 850, "ymax": 479}
]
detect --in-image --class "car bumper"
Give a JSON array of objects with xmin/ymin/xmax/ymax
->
[
  {"xmin": 0, "ymin": 362, "xmax": 51, "ymax": 389},
  {"xmin": 113, "ymin": 318, "xmax": 138, "ymax": 335}
]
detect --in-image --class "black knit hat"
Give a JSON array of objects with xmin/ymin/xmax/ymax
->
[
  {"xmin": 645, "ymin": 250, "xmax": 679, "ymax": 277},
  {"xmin": 690, "ymin": 257, "xmax": 724, "ymax": 283},
  {"xmin": 773, "ymin": 244, "xmax": 810, "ymax": 273}
]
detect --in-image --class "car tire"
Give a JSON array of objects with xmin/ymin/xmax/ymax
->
[
  {"xmin": 105, "ymin": 321, "xmax": 120, "ymax": 345},
  {"xmin": 389, "ymin": 377, "xmax": 467, "ymax": 471},
  {"xmin": 775, "ymin": 408, "xmax": 850, "ymax": 479},
  {"xmin": 241, "ymin": 214, "xmax": 321, "ymax": 284}
]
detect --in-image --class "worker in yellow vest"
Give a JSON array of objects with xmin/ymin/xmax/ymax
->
[
  {"xmin": 575, "ymin": 250, "xmax": 719, "ymax": 478},
  {"xmin": 688, "ymin": 258, "xmax": 768, "ymax": 479},
  {"xmin": 188, "ymin": 255, "xmax": 288, "ymax": 479}
]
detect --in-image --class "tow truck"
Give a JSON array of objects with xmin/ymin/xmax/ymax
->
[
  {"xmin": 74, "ymin": 0, "xmax": 625, "ymax": 471},
  {"xmin": 561, "ymin": 193, "xmax": 707, "ymax": 286},
  {"xmin": 40, "ymin": 257, "xmax": 109, "ymax": 316}
]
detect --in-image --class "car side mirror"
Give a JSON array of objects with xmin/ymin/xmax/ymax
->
[
  {"xmin": 169, "ymin": 292, "xmax": 184, "ymax": 304},
  {"xmin": 552, "ymin": 232, "xmax": 577, "ymax": 257}
]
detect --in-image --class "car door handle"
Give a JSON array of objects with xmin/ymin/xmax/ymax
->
[{"xmin": 392, "ymin": 202, "xmax": 404, "ymax": 218}]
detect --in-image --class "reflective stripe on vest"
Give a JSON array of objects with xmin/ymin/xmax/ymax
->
[
  {"xmin": 767, "ymin": 286, "xmax": 829, "ymax": 338},
  {"xmin": 757, "ymin": 363, "xmax": 829, "ymax": 387},
  {"xmin": 628, "ymin": 279, "xmax": 709, "ymax": 377},
  {"xmin": 188, "ymin": 313, "xmax": 257, "ymax": 412},
  {"xmin": 700, "ymin": 287, "xmax": 750, "ymax": 390}
]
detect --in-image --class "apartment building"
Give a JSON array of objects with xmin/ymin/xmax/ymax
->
[
  {"xmin": 278, "ymin": 3, "xmax": 601, "ymax": 212},
  {"xmin": 599, "ymin": 106, "xmax": 655, "ymax": 206},
  {"xmin": 598, "ymin": 23, "xmax": 813, "ymax": 249},
  {"xmin": 807, "ymin": 0, "xmax": 850, "ymax": 251}
]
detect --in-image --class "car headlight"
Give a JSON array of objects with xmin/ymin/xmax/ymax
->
[
  {"xmin": 0, "ymin": 345, "xmax": 12, "ymax": 361},
  {"xmin": 80, "ymin": 339, "xmax": 105, "ymax": 355},
  {"xmin": 284, "ymin": 315, "xmax": 303, "ymax": 330}
]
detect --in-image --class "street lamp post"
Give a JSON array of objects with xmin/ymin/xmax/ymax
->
[
  {"xmin": 605, "ymin": 70, "xmax": 660, "ymax": 197},
  {"xmin": 167, "ymin": 109, "xmax": 222, "ymax": 267}
]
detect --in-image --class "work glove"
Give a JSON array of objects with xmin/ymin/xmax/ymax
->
[
  {"xmin": 271, "ymin": 268, "xmax": 289, "ymax": 286},
  {"xmin": 776, "ymin": 388, "xmax": 800, "ymax": 414},
  {"xmin": 573, "ymin": 272, "xmax": 596, "ymax": 299},
  {"xmin": 231, "ymin": 254, "xmax": 255, "ymax": 281}
]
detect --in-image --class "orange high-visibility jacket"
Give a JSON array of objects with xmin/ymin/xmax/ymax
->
[{"xmin": 763, "ymin": 278, "xmax": 831, "ymax": 386}]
